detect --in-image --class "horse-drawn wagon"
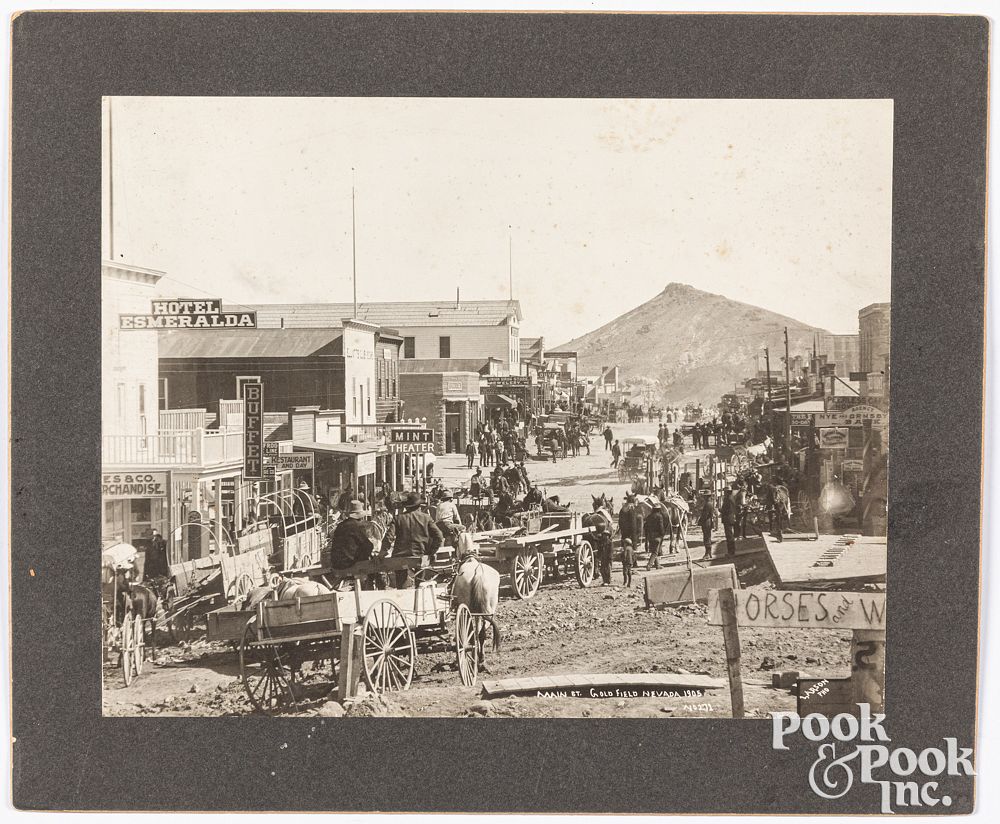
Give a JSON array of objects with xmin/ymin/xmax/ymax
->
[
  {"xmin": 474, "ymin": 512, "xmax": 597, "ymax": 599},
  {"xmin": 101, "ymin": 542, "xmax": 149, "ymax": 687},
  {"xmin": 206, "ymin": 556, "xmax": 483, "ymax": 713}
]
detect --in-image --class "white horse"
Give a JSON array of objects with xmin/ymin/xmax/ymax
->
[{"xmin": 450, "ymin": 539, "xmax": 501, "ymax": 665}]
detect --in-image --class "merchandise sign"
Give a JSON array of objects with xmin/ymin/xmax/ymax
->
[
  {"xmin": 101, "ymin": 471, "xmax": 168, "ymax": 499},
  {"xmin": 243, "ymin": 382, "xmax": 263, "ymax": 479},
  {"xmin": 818, "ymin": 427, "xmax": 849, "ymax": 449}
]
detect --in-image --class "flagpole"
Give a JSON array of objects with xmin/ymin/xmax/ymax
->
[{"xmin": 352, "ymin": 169, "xmax": 357, "ymax": 319}]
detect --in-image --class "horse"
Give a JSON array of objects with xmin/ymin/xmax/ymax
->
[
  {"xmin": 617, "ymin": 496, "xmax": 645, "ymax": 552},
  {"xmin": 583, "ymin": 494, "xmax": 615, "ymax": 533},
  {"xmin": 660, "ymin": 493, "xmax": 691, "ymax": 554},
  {"xmin": 450, "ymin": 551, "xmax": 501, "ymax": 668}
]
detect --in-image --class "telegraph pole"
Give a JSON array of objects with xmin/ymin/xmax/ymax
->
[
  {"xmin": 764, "ymin": 347, "xmax": 773, "ymax": 403},
  {"xmin": 351, "ymin": 169, "xmax": 358, "ymax": 319},
  {"xmin": 784, "ymin": 326, "xmax": 793, "ymax": 458}
]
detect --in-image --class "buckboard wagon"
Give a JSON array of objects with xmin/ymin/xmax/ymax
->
[
  {"xmin": 475, "ymin": 512, "xmax": 597, "ymax": 599},
  {"xmin": 206, "ymin": 557, "xmax": 480, "ymax": 713}
]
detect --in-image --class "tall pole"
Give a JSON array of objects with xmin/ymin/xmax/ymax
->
[
  {"xmin": 764, "ymin": 347, "xmax": 773, "ymax": 403},
  {"xmin": 352, "ymin": 170, "xmax": 358, "ymax": 319},
  {"xmin": 107, "ymin": 98, "xmax": 114, "ymax": 260},
  {"xmin": 508, "ymin": 229, "xmax": 513, "ymax": 301},
  {"xmin": 784, "ymin": 327, "xmax": 792, "ymax": 458}
]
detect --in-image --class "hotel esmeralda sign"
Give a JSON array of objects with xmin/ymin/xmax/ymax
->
[{"xmin": 120, "ymin": 298, "xmax": 256, "ymax": 329}]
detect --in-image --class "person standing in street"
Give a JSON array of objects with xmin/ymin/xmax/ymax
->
[
  {"xmin": 611, "ymin": 439, "xmax": 622, "ymax": 468},
  {"xmin": 604, "ymin": 425, "xmax": 613, "ymax": 451},
  {"xmin": 465, "ymin": 440, "xmax": 476, "ymax": 469},
  {"xmin": 734, "ymin": 481, "xmax": 749, "ymax": 539},
  {"xmin": 644, "ymin": 505, "xmax": 666, "ymax": 570},
  {"xmin": 697, "ymin": 490, "xmax": 719, "ymax": 561},
  {"xmin": 720, "ymin": 484, "xmax": 738, "ymax": 557},
  {"xmin": 621, "ymin": 538, "xmax": 634, "ymax": 587},
  {"xmin": 593, "ymin": 520, "xmax": 613, "ymax": 586}
]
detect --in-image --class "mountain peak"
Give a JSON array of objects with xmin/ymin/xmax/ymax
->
[{"xmin": 558, "ymin": 287, "xmax": 827, "ymax": 405}]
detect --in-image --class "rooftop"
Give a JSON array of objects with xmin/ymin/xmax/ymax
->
[
  {"xmin": 245, "ymin": 299, "xmax": 522, "ymax": 328},
  {"xmin": 159, "ymin": 328, "xmax": 343, "ymax": 359}
]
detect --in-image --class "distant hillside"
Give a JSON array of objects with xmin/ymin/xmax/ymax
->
[{"xmin": 557, "ymin": 283, "xmax": 825, "ymax": 405}]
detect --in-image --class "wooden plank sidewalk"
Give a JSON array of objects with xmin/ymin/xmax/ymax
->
[{"xmin": 763, "ymin": 533, "xmax": 886, "ymax": 588}]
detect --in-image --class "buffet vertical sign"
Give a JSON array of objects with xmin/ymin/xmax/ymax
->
[{"xmin": 243, "ymin": 382, "xmax": 263, "ymax": 480}]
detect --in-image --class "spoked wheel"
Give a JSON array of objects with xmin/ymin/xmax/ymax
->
[
  {"xmin": 511, "ymin": 549, "xmax": 543, "ymax": 600},
  {"xmin": 120, "ymin": 610, "xmax": 135, "ymax": 687},
  {"xmin": 575, "ymin": 540, "xmax": 596, "ymax": 588},
  {"xmin": 240, "ymin": 621, "xmax": 295, "ymax": 714},
  {"xmin": 132, "ymin": 614, "xmax": 146, "ymax": 677},
  {"xmin": 362, "ymin": 600, "xmax": 416, "ymax": 694},
  {"xmin": 230, "ymin": 573, "xmax": 255, "ymax": 604},
  {"xmin": 454, "ymin": 604, "xmax": 479, "ymax": 687}
]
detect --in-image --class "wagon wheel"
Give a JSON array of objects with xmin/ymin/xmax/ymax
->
[
  {"xmin": 230, "ymin": 573, "xmax": 255, "ymax": 604},
  {"xmin": 511, "ymin": 549, "xmax": 543, "ymax": 600},
  {"xmin": 575, "ymin": 540, "xmax": 596, "ymax": 588},
  {"xmin": 120, "ymin": 610, "xmax": 135, "ymax": 687},
  {"xmin": 240, "ymin": 621, "xmax": 294, "ymax": 714},
  {"xmin": 454, "ymin": 604, "xmax": 479, "ymax": 687},
  {"xmin": 618, "ymin": 466, "xmax": 628, "ymax": 482},
  {"xmin": 362, "ymin": 600, "xmax": 416, "ymax": 694},
  {"xmin": 132, "ymin": 613, "xmax": 146, "ymax": 677}
]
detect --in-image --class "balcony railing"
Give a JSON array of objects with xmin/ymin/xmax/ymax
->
[
  {"xmin": 159, "ymin": 408, "xmax": 207, "ymax": 431},
  {"xmin": 102, "ymin": 427, "xmax": 244, "ymax": 468}
]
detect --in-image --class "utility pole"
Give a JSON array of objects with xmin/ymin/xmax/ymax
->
[
  {"xmin": 764, "ymin": 347, "xmax": 773, "ymax": 403},
  {"xmin": 784, "ymin": 326, "xmax": 792, "ymax": 459},
  {"xmin": 508, "ymin": 229, "xmax": 513, "ymax": 301},
  {"xmin": 351, "ymin": 170, "xmax": 358, "ymax": 319}
]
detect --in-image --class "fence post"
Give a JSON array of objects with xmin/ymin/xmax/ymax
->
[
  {"xmin": 338, "ymin": 622, "xmax": 359, "ymax": 702},
  {"xmin": 718, "ymin": 587, "xmax": 745, "ymax": 719}
]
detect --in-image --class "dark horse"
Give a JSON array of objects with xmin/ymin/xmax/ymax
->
[
  {"xmin": 115, "ymin": 570, "xmax": 160, "ymax": 657},
  {"xmin": 583, "ymin": 494, "xmax": 615, "ymax": 532}
]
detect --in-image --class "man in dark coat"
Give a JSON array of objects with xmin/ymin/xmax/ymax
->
[
  {"xmin": 329, "ymin": 500, "xmax": 375, "ymax": 571},
  {"xmin": 604, "ymin": 425, "xmax": 613, "ymax": 450},
  {"xmin": 465, "ymin": 440, "xmax": 477, "ymax": 469},
  {"xmin": 144, "ymin": 529, "xmax": 170, "ymax": 581},
  {"xmin": 697, "ymin": 490, "xmax": 719, "ymax": 560},
  {"xmin": 388, "ymin": 493, "xmax": 443, "ymax": 587},
  {"xmin": 644, "ymin": 505, "xmax": 666, "ymax": 570},
  {"xmin": 593, "ymin": 520, "xmax": 613, "ymax": 586},
  {"xmin": 611, "ymin": 440, "xmax": 622, "ymax": 468},
  {"xmin": 720, "ymin": 485, "xmax": 738, "ymax": 556}
]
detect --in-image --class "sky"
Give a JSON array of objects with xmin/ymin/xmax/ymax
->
[{"xmin": 103, "ymin": 96, "xmax": 892, "ymax": 343}]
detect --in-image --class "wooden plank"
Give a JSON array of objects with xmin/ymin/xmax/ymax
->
[
  {"xmin": 338, "ymin": 622, "xmax": 358, "ymax": 702},
  {"xmin": 707, "ymin": 589, "xmax": 886, "ymax": 631},
  {"xmin": 763, "ymin": 534, "xmax": 886, "ymax": 588},
  {"xmin": 644, "ymin": 564, "xmax": 738, "ymax": 607},
  {"xmin": 718, "ymin": 588, "xmax": 745, "ymax": 719},
  {"xmin": 501, "ymin": 525, "xmax": 595, "ymax": 547}
]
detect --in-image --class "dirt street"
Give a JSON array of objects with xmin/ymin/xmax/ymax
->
[{"xmin": 103, "ymin": 422, "xmax": 855, "ymax": 719}]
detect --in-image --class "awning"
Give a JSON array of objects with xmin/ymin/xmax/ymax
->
[
  {"xmin": 292, "ymin": 440, "xmax": 379, "ymax": 457},
  {"xmin": 486, "ymin": 393, "xmax": 518, "ymax": 408}
]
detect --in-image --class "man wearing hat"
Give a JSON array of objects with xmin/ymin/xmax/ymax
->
[
  {"xmin": 697, "ymin": 489, "xmax": 719, "ymax": 560},
  {"xmin": 720, "ymin": 484, "xmax": 738, "ymax": 556},
  {"xmin": 329, "ymin": 501, "xmax": 375, "ymax": 573},
  {"xmin": 434, "ymin": 489, "xmax": 462, "ymax": 545},
  {"xmin": 593, "ymin": 520, "xmax": 614, "ymax": 586},
  {"xmin": 388, "ymin": 492, "xmax": 443, "ymax": 587}
]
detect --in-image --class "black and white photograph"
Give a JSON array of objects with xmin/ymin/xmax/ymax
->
[{"xmin": 101, "ymin": 95, "xmax": 892, "ymax": 719}]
